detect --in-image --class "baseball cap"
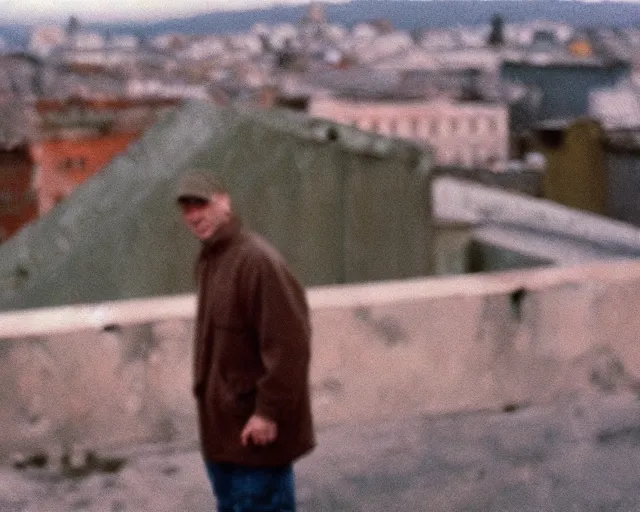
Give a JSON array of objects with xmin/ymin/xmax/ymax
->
[{"xmin": 176, "ymin": 169, "xmax": 226, "ymax": 203}]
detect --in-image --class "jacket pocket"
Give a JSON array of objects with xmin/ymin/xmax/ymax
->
[
  {"xmin": 221, "ymin": 374, "xmax": 257, "ymax": 419},
  {"xmin": 234, "ymin": 387, "xmax": 257, "ymax": 418}
]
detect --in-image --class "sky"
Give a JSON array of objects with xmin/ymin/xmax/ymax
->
[
  {"xmin": 0, "ymin": 0, "xmax": 348, "ymax": 22},
  {"xmin": 2, "ymin": 0, "xmax": 639, "ymax": 23}
]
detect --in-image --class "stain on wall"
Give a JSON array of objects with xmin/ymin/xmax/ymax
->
[
  {"xmin": 2, "ymin": 264, "xmax": 640, "ymax": 460},
  {"xmin": 354, "ymin": 306, "xmax": 409, "ymax": 347}
]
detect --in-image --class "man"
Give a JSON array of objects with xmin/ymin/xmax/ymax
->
[{"xmin": 176, "ymin": 169, "xmax": 315, "ymax": 512}]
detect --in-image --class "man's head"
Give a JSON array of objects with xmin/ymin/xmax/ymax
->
[{"xmin": 176, "ymin": 169, "xmax": 231, "ymax": 241}]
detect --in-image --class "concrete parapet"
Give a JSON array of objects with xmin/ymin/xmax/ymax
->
[{"xmin": 2, "ymin": 259, "xmax": 640, "ymax": 460}]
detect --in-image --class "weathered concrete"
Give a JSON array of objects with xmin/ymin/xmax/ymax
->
[
  {"xmin": 3, "ymin": 259, "xmax": 640, "ymax": 460},
  {"xmin": 4, "ymin": 393, "xmax": 640, "ymax": 511}
]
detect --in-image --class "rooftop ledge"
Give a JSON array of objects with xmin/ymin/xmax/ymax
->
[{"xmin": 3, "ymin": 258, "xmax": 640, "ymax": 339}]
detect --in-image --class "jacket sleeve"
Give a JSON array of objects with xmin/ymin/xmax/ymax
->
[{"xmin": 240, "ymin": 250, "xmax": 311, "ymax": 423}]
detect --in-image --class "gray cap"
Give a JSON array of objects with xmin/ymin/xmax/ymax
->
[{"xmin": 176, "ymin": 169, "xmax": 226, "ymax": 202}]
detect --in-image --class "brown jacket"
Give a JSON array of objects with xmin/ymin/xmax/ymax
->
[{"xmin": 193, "ymin": 216, "xmax": 315, "ymax": 466}]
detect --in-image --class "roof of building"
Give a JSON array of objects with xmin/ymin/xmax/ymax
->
[
  {"xmin": 0, "ymin": 100, "xmax": 37, "ymax": 150},
  {"xmin": 604, "ymin": 128, "xmax": 640, "ymax": 154},
  {"xmin": 35, "ymin": 97, "xmax": 181, "ymax": 135},
  {"xmin": 0, "ymin": 100, "xmax": 432, "ymax": 311},
  {"xmin": 433, "ymin": 176, "xmax": 640, "ymax": 264},
  {"xmin": 300, "ymin": 64, "xmax": 497, "ymax": 102},
  {"xmin": 590, "ymin": 84, "xmax": 640, "ymax": 129},
  {"xmin": 501, "ymin": 46, "xmax": 629, "ymax": 69}
]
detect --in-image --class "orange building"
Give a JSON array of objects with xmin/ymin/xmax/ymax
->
[
  {"xmin": 568, "ymin": 38, "xmax": 593, "ymax": 58},
  {"xmin": 31, "ymin": 98, "xmax": 179, "ymax": 215}
]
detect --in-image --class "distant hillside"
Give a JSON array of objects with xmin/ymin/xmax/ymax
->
[
  {"xmin": 0, "ymin": 24, "xmax": 31, "ymax": 51},
  {"xmin": 115, "ymin": 0, "xmax": 640, "ymax": 37},
  {"xmin": 1, "ymin": 0, "xmax": 639, "ymax": 48}
]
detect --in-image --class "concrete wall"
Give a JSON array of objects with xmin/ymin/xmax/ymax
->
[{"xmin": 3, "ymin": 260, "xmax": 640, "ymax": 460}]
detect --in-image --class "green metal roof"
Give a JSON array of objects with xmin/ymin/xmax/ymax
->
[{"xmin": 0, "ymin": 100, "xmax": 433, "ymax": 311}]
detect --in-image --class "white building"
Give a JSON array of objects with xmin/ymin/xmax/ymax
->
[
  {"xmin": 351, "ymin": 23, "xmax": 379, "ymax": 41},
  {"xmin": 149, "ymin": 33, "xmax": 188, "ymax": 51},
  {"xmin": 420, "ymin": 29, "xmax": 460, "ymax": 50},
  {"xmin": 504, "ymin": 21, "xmax": 574, "ymax": 46},
  {"xmin": 126, "ymin": 79, "xmax": 210, "ymax": 100},
  {"xmin": 267, "ymin": 23, "xmax": 299, "ymax": 50},
  {"xmin": 227, "ymin": 34, "xmax": 264, "ymax": 56},
  {"xmin": 458, "ymin": 26, "xmax": 490, "ymax": 48},
  {"xmin": 353, "ymin": 32, "xmax": 415, "ymax": 64},
  {"xmin": 179, "ymin": 36, "xmax": 227, "ymax": 60},
  {"xmin": 590, "ymin": 83, "xmax": 640, "ymax": 129},
  {"xmin": 373, "ymin": 48, "xmax": 440, "ymax": 71},
  {"xmin": 70, "ymin": 31, "xmax": 106, "ymax": 51},
  {"xmin": 108, "ymin": 35, "xmax": 139, "ymax": 50},
  {"xmin": 323, "ymin": 24, "xmax": 349, "ymax": 43}
]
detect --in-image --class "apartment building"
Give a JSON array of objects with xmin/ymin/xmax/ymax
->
[
  {"xmin": 308, "ymin": 94, "xmax": 509, "ymax": 169},
  {"xmin": 31, "ymin": 97, "xmax": 179, "ymax": 216}
]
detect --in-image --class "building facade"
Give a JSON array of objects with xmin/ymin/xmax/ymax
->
[
  {"xmin": 308, "ymin": 95, "xmax": 509, "ymax": 169},
  {"xmin": 30, "ymin": 131, "xmax": 141, "ymax": 216},
  {"xmin": 31, "ymin": 98, "xmax": 179, "ymax": 216}
]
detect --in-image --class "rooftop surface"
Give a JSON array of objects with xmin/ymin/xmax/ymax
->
[{"xmin": 3, "ymin": 392, "xmax": 640, "ymax": 511}]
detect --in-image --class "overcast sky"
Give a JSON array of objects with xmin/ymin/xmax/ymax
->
[
  {"xmin": 0, "ymin": 0, "xmax": 348, "ymax": 22},
  {"xmin": 2, "ymin": 0, "xmax": 639, "ymax": 23}
]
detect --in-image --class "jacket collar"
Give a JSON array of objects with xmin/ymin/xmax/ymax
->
[{"xmin": 200, "ymin": 214, "xmax": 242, "ymax": 256}]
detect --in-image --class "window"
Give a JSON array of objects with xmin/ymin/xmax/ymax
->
[
  {"xmin": 471, "ymin": 146, "xmax": 482, "ymax": 167},
  {"xmin": 430, "ymin": 119, "xmax": 440, "ymax": 137},
  {"xmin": 469, "ymin": 118, "xmax": 478, "ymax": 135},
  {"xmin": 357, "ymin": 119, "xmax": 369, "ymax": 131},
  {"xmin": 410, "ymin": 117, "xmax": 420, "ymax": 137},
  {"xmin": 60, "ymin": 157, "xmax": 87, "ymax": 172},
  {"xmin": 450, "ymin": 117, "xmax": 459, "ymax": 134},
  {"xmin": 488, "ymin": 117, "xmax": 498, "ymax": 133}
]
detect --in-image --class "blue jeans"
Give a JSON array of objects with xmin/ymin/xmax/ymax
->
[{"xmin": 205, "ymin": 460, "xmax": 296, "ymax": 512}]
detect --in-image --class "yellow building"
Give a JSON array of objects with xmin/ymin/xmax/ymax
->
[{"xmin": 537, "ymin": 118, "xmax": 607, "ymax": 215}]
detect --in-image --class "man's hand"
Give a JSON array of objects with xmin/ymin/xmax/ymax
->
[{"xmin": 241, "ymin": 415, "xmax": 278, "ymax": 447}]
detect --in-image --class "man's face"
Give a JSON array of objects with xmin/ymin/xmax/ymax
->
[{"xmin": 179, "ymin": 192, "xmax": 231, "ymax": 241}]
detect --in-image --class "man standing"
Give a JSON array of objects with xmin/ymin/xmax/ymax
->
[{"xmin": 176, "ymin": 169, "xmax": 315, "ymax": 512}]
